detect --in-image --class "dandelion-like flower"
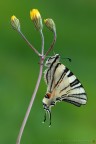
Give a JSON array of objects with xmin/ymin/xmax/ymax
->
[
  {"xmin": 44, "ymin": 18, "xmax": 56, "ymax": 33},
  {"xmin": 11, "ymin": 15, "xmax": 20, "ymax": 31},
  {"xmin": 30, "ymin": 9, "xmax": 43, "ymax": 31}
]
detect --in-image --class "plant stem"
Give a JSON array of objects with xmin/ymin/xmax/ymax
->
[
  {"xmin": 18, "ymin": 30, "xmax": 41, "ymax": 57},
  {"xmin": 40, "ymin": 30, "xmax": 44, "ymax": 56},
  {"xmin": 15, "ymin": 18, "xmax": 56, "ymax": 143},
  {"xmin": 16, "ymin": 29, "xmax": 45, "ymax": 144},
  {"xmin": 44, "ymin": 31, "xmax": 56, "ymax": 57},
  {"xmin": 16, "ymin": 58, "xmax": 44, "ymax": 144}
]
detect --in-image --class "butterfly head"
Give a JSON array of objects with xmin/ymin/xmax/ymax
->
[{"xmin": 45, "ymin": 54, "xmax": 60, "ymax": 67}]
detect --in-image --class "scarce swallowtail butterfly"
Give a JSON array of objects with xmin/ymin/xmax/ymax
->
[{"xmin": 42, "ymin": 54, "xmax": 87, "ymax": 126}]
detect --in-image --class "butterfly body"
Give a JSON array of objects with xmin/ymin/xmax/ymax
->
[{"xmin": 42, "ymin": 54, "xmax": 87, "ymax": 126}]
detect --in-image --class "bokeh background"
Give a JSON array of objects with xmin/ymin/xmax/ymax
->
[{"xmin": 0, "ymin": 0, "xmax": 96, "ymax": 144}]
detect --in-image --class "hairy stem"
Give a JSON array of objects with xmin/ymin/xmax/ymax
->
[
  {"xmin": 18, "ymin": 30, "xmax": 41, "ymax": 57},
  {"xmin": 44, "ymin": 31, "xmax": 56, "ymax": 57},
  {"xmin": 16, "ymin": 58, "xmax": 44, "ymax": 144}
]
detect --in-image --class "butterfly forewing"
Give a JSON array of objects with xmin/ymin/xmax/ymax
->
[{"xmin": 42, "ymin": 54, "xmax": 87, "ymax": 125}]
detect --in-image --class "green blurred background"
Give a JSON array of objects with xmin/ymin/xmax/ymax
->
[{"xmin": 0, "ymin": 0, "xmax": 96, "ymax": 144}]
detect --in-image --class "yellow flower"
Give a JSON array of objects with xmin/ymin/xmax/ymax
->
[
  {"xmin": 11, "ymin": 15, "xmax": 16, "ymax": 21},
  {"xmin": 11, "ymin": 15, "xmax": 20, "ymax": 31},
  {"xmin": 30, "ymin": 9, "xmax": 43, "ymax": 30},
  {"xmin": 44, "ymin": 18, "xmax": 56, "ymax": 33},
  {"xmin": 30, "ymin": 9, "xmax": 40, "ymax": 20}
]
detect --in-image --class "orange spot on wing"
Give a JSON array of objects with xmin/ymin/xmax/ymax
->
[
  {"xmin": 46, "ymin": 93, "xmax": 51, "ymax": 98},
  {"xmin": 46, "ymin": 88, "xmax": 56, "ymax": 99}
]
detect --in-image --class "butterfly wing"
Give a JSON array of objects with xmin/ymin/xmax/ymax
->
[
  {"xmin": 53, "ymin": 64, "xmax": 87, "ymax": 107},
  {"xmin": 42, "ymin": 56, "xmax": 87, "ymax": 126},
  {"xmin": 44, "ymin": 61, "xmax": 61, "ymax": 92},
  {"xmin": 43, "ymin": 62, "xmax": 62, "ymax": 108}
]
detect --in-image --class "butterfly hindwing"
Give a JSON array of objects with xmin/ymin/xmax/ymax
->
[
  {"xmin": 42, "ymin": 54, "xmax": 87, "ymax": 126},
  {"xmin": 54, "ymin": 64, "xmax": 87, "ymax": 106}
]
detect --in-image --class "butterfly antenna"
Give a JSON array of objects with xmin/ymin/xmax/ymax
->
[{"xmin": 62, "ymin": 57, "xmax": 72, "ymax": 62}]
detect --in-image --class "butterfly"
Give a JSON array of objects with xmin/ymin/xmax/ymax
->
[{"xmin": 42, "ymin": 54, "xmax": 87, "ymax": 126}]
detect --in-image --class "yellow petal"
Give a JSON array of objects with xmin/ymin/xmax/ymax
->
[
  {"xmin": 11, "ymin": 15, "xmax": 16, "ymax": 21},
  {"xmin": 30, "ymin": 9, "xmax": 41, "ymax": 20},
  {"xmin": 30, "ymin": 9, "xmax": 43, "ymax": 30}
]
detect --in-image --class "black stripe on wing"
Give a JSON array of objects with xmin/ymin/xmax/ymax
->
[
  {"xmin": 46, "ymin": 56, "xmax": 60, "ymax": 84},
  {"xmin": 68, "ymin": 84, "xmax": 83, "ymax": 92},
  {"xmin": 68, "ymin": 93, "xmax": 87, "ymax": 100},
  {"xmin": 49, "ymin": 63, "xmax": 61, "ymax": 92},
  {"xmin": 63, "ymin": 99, "xmax": 81, "ymax": 107},
  {"xmin": 56, "ymin": 97, "xmax": 62, "ymax": 102},
  {"xmin": 61, "ymin": 92, "xmax": 87, "ymax": 106},
  {"xmin": 70, "ymin": 78, "xmax": 80, "ymax": 87},
  {"xmin": 55, "ymin": 94, "xmax": 82, "ymax": 107},
  {"xmin": 67, "ymin": 71, "xmax": 74, "ymax": 77},
  {"xmin": 54, "ymin": 67, "xmax": 69, "ymax": 88},
  {"xmin": 60, "ymin": 85, "xmax": 70, "ymax": 94},
  {"xmin": 46, "ymin": 69, "xmax": 50, "ymax": 85},
  {"xmin": 50, "ymin": 101, "xmax": 56, "ymax": 106}
]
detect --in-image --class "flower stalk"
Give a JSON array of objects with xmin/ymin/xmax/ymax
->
[
  {"xmin": 11, "ymin": 9, "xmax": 56, "ymax": 144},
  {"xmin": 40, "ymin": 30, "xmax": 44, "ymax": 56},
  {"xmin": 18, "ymin": 30, "xmax": 41, "ymax": 57},
  {"xmin": 44, "ymin": 30, "xmax": 56, "ymax": 58},
  {"xmin": 44, "ymin": 18, "xmax": 57, "ymax": 57}
]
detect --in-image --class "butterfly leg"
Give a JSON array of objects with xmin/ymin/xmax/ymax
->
[{"xmin": 42, "ymin": 111, "xmax": 47, "ymax": 123}]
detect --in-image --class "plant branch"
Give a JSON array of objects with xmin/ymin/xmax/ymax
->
[
  {"xmin": 40, "ymin": 30, "xmax": 44, "ymax": 56},
  {"xmin": 16, "ymin": 58, "xmax": 44, "ymax": 144},
  {"xmin": 18, "ymin": 30, "xmax": 41, "ymax": 57},
  {"xmin": 16, "ymin": 28, "xmax": 45, "ymax": 144},
  {"xmin": 44, "ymin": 31, "xmax": 56, "ymax": 57}
]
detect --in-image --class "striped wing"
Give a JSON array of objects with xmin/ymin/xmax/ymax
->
[
  {"xmin": 48, "ymin": 63, "xmax": 87, "ymax": 107},
  {"xmin": 43, "ymin": 54, "xmax": 87, "ymax": 126},
  {"xmin": 44, "ymin": 61, "xmax": 61, "ymax": 92}
]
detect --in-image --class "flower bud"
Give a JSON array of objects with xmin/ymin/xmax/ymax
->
[
  {"xmin": 30, "ymin": 9, "xmax": 43, "ymax": 31},
  {"xmin": 11, "ymin": 15, "xmax": 20, "ymax": 31},
  {"xmin": 44, "ymin": 18, "xmax": 56, "ymax": 33}
]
